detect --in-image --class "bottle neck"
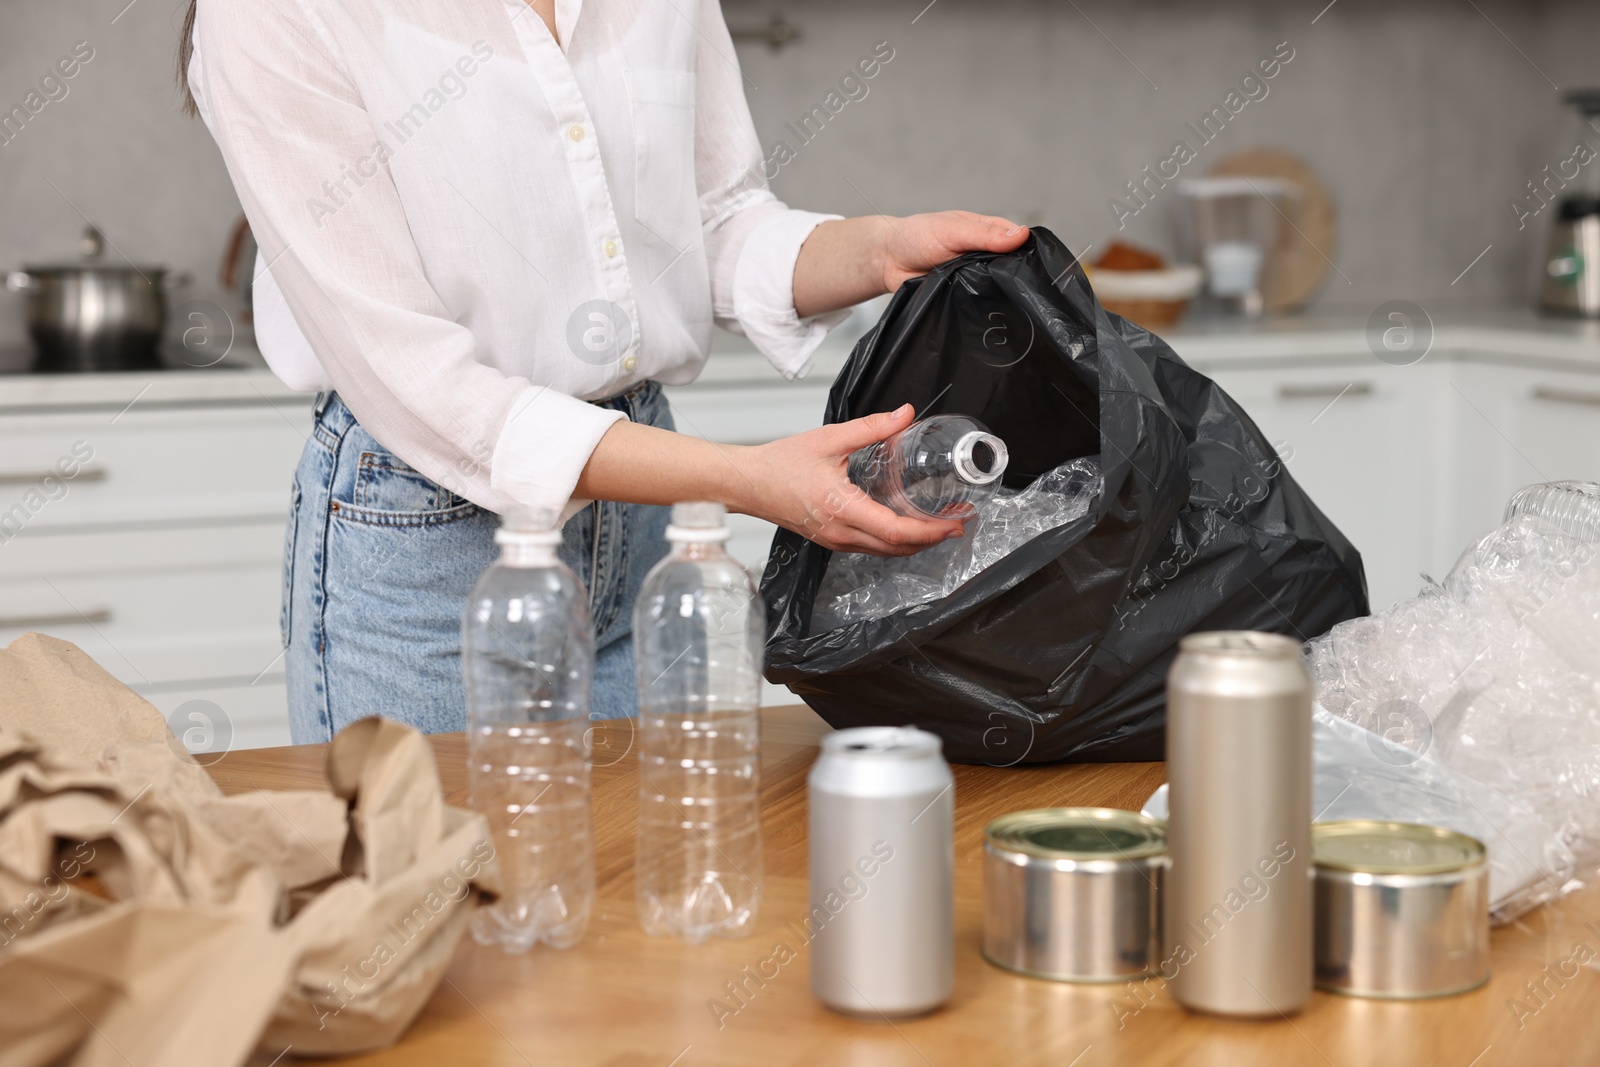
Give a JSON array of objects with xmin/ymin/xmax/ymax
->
[
  {"xmin": 498, "ymin": 541, "xmax": 560, "ymax": 567},
  {"xmin": 670, "ymin": 538, "xmax": 727, "ymax": 561}
]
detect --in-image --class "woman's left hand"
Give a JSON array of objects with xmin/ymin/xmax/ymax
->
[
  {"xmin": 792, "ymin": 212, "xmax": 1029, "ymax": 319},
  {"xmin": 876, "ymin": 211, "xmax": 1030, "ymax": 292}
]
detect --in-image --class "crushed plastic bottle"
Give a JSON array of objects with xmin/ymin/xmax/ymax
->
[
  {"xmin": 634, "ymin": 502, "xmax": 765, "ymax": 942},
  {"xmin": 848, "ymin": 414, "xmax": 1009, "ymax": 519},
  {"xmin": 814, "ymin": 455, "xmax": 1103, "ymax": 630},
  {"xmin": 463, "ymin": 507, "xmax": 595, "ymax": 952},
  {"xmin": 1308, "ymin": 481, "xmax": 1600, "ymax": 920}
]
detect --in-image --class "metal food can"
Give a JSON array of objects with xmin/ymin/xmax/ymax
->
[
  {"xmin": 1313, "ymin": 820, "xmax": 1491, "ymax": 998},
  {"xmin": 983, "ymin": 808, "xmax": 1166, "ymax": 982},
  {"xmin": 1164, "ymin": 631, "xmax": 1313, "ymax": 1017},
  {"xmin": 807, "ymin": 726, "xmax": 954, "ymax": 1017}
]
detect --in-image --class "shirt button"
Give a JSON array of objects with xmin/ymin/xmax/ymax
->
[
  {"xmin": 622, "ymin": 355, "xmax": 638, "ymax": 372},
  {"xmin": 568, "ymin": 124, "xmax": 585, "ymax": 142},
  {"xmin": 603, "ymin": 239, "xmax": 618, "ymax": 258}
]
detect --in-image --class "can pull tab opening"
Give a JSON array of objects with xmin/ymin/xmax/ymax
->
[{"xmin": 826, "ymin": 726, "xmax": 942, "ymax": 758}]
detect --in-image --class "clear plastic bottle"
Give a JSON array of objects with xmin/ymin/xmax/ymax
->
[
  {"xmin": 463, "ymin": 507, "xmax": 594, "ymax": 952},
  {"xmin": 1504, "ymin": 480, "xmax": 1600, "ymax": 542},
  {"xmin": 847, "ymin": 414, "xmax": 1009, "ymax": 519},
  {"xmin": 634, "ymin": 502, "xmax": 764, "ymax": 942}
]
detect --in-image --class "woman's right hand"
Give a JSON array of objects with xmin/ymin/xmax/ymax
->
[{"xmin": 725, "ymin": 403, "xmax": 967, "ymax": 556}]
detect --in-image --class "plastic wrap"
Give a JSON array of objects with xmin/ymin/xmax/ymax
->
[
  {"xmin": 813, "ymin": 456, "xmax": 1103, "ymax": 630},
  {"xmin": 1306, "ymin": 489, "xmax": 1600, "ymax": 921}
]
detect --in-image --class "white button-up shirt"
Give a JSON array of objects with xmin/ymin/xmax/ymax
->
[{"xmin": 188, "ymin": 0, "xmax": 843, "ymax": 515}]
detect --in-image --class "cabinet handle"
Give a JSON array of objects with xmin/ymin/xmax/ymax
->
[
  {"xmin": 0, "ymin": 467, "xmax": 107, "ymax": 487},
  {"xmin": 1532, "ymin": 385, "xmax": 1600, "ymax": 408},
  {"xmin": 0, "ymin": 608, "xmax": 113, "ymax": 629},
  {"xmin": 1276, "ymin": 381, "xmax": 1375, "ymax": 400}
]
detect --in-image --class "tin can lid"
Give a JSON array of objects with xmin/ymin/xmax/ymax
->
[
  {"xmin": 985, "ymin": 807, "xmax": 1167, "ymax": 860},
  {"xmin": 1178, "ymin": 631, "xmax": 1303, "ymax": 658},
  {"xmin": 1313, "ymin": 820, "xmax": 1487, "ymax": 875}
]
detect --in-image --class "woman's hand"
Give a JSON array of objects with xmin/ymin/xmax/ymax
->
[
  {"xmin": 725, "ymin": 403, "xmax": 966, "ymax": 556},
  {"xmin": 793, "ymin": 212, "xmax": 1029, "ymax": 319},
  {"xmin": 875, "ymin": 211, "xmax": 1030, "ymax": 293}
]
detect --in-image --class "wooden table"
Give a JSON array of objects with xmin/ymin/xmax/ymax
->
[{"xmin": 213, "ymin": 706, "xmax": 1600, "ymax": 1066}]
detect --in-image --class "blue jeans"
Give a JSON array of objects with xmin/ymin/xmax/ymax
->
[{"xmin": 282, "ymin": 385, "xmax": 673, "ymax": 743}]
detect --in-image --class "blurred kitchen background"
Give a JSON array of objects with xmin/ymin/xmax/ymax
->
[
  {"xmin": 3, "ymin": 0, "xmax": 1598, "ymax": 329},
  {"xmin": 2, "ymin": 0, "xmax": 1597, "ymax": 750}
]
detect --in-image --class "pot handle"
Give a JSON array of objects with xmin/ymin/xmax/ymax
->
[
  {"xmin": 5, "ymin": 271, "xmax": 29, "ymax": 293},
  {"xmin": 162, "ymin": 270, "xmax": 193, "ymax": 291}
]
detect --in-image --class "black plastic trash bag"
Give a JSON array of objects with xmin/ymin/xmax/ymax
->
[{"xmin": 759, "ymin": 227, "xmax": 1368, "ymax": 765}]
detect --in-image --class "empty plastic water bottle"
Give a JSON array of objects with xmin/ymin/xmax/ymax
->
[
  {"xmin": 463, "ymin": 507, "xmax": 594, "ymax": 952},
  {"xmin": 848, "ymin": 414, "xmax": 1009, "ymax": 519},
  {"xmin": 634, "ymin": 502, "xmax": 764, "ymax": 942}
]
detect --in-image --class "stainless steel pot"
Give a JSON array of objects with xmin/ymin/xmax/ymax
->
[{"xmin": 6, "ymin": 226, "xmax": 189, "ymax": 373}]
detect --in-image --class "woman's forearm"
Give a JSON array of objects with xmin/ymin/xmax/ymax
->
[
  {"xmin": 573, "ymin": 420, "xmax": 745, "ymax": 509},
  {"xmin": 791, "ymin": 217, "xmax": 894, "ymax": 319}
]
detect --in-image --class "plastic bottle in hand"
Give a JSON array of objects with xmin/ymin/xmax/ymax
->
[
  {"xmin": 847, "ymin": 414, "xmax": 1009, "ymax": 519},
  {"xmin": 463, "ymin": 507, "xmax": 594, "ymax": 952},
  {"xmin": 634, "ymin": 502, "xmax": 764, "ymax": 942}
]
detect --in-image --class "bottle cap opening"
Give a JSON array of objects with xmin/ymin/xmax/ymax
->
[
  {"xmin": 496, "ymin": 506, "xmax": 563, "ymax": 547},
  {"xmin": 953, "ymin": 431, "xmax": 1008, "ymax": 486},
  {"xmin": 667, "ymin": 501, "xmax": 731, "ymax": 543}
]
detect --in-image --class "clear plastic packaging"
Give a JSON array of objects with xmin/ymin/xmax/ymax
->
[
  {"xmin": 814, "ymin": 456, "xmax": 1102, "ymax": 631},
  {"xmin": 634, "ymin": 502, "xmax": 765, "ymax": 941},
  {"xmin": 848, "ymin": 414, "xmax": 1009, "ymax": 519},
  {"xmin": 463, "ymin": 507, "xmax": 595, "ymax": 951},
  {"xmin": 1305, "ymin": 482, "xmax": 1600, "ymax": 921}
]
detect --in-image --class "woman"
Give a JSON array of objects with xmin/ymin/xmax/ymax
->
[{"xmin": 180, "ymin": 0, "xmax": 1027, "ymax": 742}]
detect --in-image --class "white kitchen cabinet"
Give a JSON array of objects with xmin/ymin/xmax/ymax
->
[
  {"xmin": 1183, "ymin": 332, "xmax": 1600, "ymax": 612},
  {"xmin": 1194, "ymin": 360, "xmax": 1441, "ymax": 611},
  {"xmin": 0, "ymin": 374, "xmax": 309, "ymax": 750}
]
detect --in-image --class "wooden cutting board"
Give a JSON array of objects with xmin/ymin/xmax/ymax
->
[{"xmin": 1210, "ymin": 148, "xmax": 1337, "ymax": 311}]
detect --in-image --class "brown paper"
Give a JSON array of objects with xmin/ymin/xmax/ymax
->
[{"xmin": 0, "ymin": 634, "xmax": 499, "ymax": 1067}]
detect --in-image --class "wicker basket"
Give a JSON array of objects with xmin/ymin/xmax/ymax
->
[{"xmin": 1099, "ymin": 297, "xmax": 1191, "ymax": 329}]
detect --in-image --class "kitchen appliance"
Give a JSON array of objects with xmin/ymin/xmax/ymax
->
[
  {"xmin": 1538, "ymin": 89, "xmax": 1600, "ymax": 317},
  {"xmin": 6, "ymin": 225, "xmax": 188, "ymax": 372},
  {"xmin": 808, "ymin": 726, "xmax": 954, "ymax": 1018},
  {"xmin": 1164, "ymin": 631, "xmax": 1313, "ymax": 1018},
  {"xmin": 1175, "ymin": 176, "xmax": 1299, "ymax": 316},
  {"xmin": 1313, "ymin": 821, "xmax": 1490, "ymax": 999},
  {"xmin": 983, "ymin": 807, "xmax": 1166, "ymax": 983}
]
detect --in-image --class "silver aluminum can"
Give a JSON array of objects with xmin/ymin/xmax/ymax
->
[
  {"xmin": 1313, "ymin": 820, "xmax": 1490, "ymax": 998},
  {"xmin": 1164, "ymin": 631, "xmax": 1313, "ymax": 1017},
  {"xmin": 983, "ymin": 808, "xmax": 1166, "ymax": 982},
  {"xmin": 807, "ymin": 726, "xmax": 954, "ymax": 1017}
]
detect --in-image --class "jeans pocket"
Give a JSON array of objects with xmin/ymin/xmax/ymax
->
[
  {"xmin": 281, "ymin": 479, "xmax": 301, "ymax": 647},
  {"xmin": 334, "ymin": 443, "xmax": 482, "ymax": 527}
]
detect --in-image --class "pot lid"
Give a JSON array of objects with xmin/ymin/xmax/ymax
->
[{"xmin": 20, "ymin": 225, "xmax": 165, "ymax": 275}]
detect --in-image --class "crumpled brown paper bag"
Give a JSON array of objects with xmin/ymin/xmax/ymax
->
[{"xmin": 0, "ymin": 634, "xmax": 499, "ymax": 1067}]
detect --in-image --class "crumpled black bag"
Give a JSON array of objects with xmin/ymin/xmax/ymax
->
[{"xmin": 759, "ymin": 227, "xmax": 1368, "ymax": 765}]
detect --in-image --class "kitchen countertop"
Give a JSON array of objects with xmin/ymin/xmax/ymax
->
[
  {"xmin": 3, "ymin": 305, "xmax": 1596, "ymax": 412},
  {"xmin": 214, "ymin": 704, "xmax": 1600, "ymax": 1067}
]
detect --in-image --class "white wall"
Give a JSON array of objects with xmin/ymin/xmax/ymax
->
[
  {"xmin": 727, "ymin": 0, "xmax": 1600, "ymax": 311},
  {"xmin": 0, "ymin": 0, "xmax": 242, "ymax": 353}
]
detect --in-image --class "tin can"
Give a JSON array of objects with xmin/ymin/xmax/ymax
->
[
  {"xmin": 1164, "ymin": 631, "xmax": 1313, "ymax": 1017},
  {"xmin": 807, "ymin": 726, "xmax": 954, "ymax": 1017},
  {"xmin": 983, "ymin": 808, "xmax": 1166, "ymax": 982},
  {"xmin": 1313, "ymin": 820, "xmax": 1490, "ymax": 998}
]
